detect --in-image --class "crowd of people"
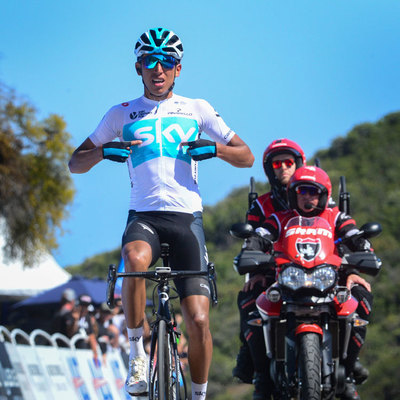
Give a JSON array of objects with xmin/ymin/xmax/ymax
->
[
  {"xmin": 51, "ymin": 288, "xmax": 189, "ymax": 371},
  {"xmin": 51, "ymin": 289, "xmax": 129, "ymax": 365}
]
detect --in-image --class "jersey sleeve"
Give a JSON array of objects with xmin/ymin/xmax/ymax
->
[
  {"xmin": 247, "ymin": 193, "xmax": 278, "ymax": 229},
  {"xmin": 246, "ymin": 200, "xmax": 265, "ymax": 229},
  {"xmin": 194, "ymin": 99, "xmax": 235, "ymax": 144},
  {"xmin": 89, "ymin": 105, "xmax": 123, "ymax": 146},
  {"xmin": 261, "ymin": 214, "xmax": 280, "ymax": 242},
  {"xmin": 335, "ymin": 212, "xmax": 357, "ymax": 238}
]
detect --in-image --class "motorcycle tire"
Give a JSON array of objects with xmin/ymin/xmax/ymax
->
[{"xmin": 298, "ymin": 332, "xmax": 321, "ymax": 400}]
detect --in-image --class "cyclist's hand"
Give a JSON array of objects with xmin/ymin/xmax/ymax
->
[
  {"xmin": 182, "ymin": 139, "xmax": 217, "ymax": 161},
  {"xmin": 102, "ymin": 140, "xmax": 141, "ymax": 163}
]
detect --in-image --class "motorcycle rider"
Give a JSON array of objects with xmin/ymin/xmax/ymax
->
[
  {"xmin": 256, "ymin": 165, "xmax": 374, "ymax": 400},
  {"xmin": 232, "ymin": 139, "xmax": 306, "ymax": 400}
]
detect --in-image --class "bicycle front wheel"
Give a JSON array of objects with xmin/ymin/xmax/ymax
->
[{"xmin": 150, "ymin": 319, "xmax": 182, "ymax": 400}]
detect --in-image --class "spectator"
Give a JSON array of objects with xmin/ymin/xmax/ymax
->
[
  {"xmin": 110, "ymin": 296, "xmax": 127, "ymax": 346},
  {"xmin": 51, "ymin": 288, "xmax": 76, "ymax": 337},
  {"xmin": 69, "ymin": 294, "xmax": 100, "ymax": 365},
  {"xmin": 95, "ymin": 302, "xmax": 117, "ymax": 364}
]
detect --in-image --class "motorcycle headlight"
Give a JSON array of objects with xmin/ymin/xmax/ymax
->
[{"xmin": 279, "ymin": 265, "xmax": 336, "ymax": 292}]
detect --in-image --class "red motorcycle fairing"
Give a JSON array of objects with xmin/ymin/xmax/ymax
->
[
  {"xmin": 277, "ymin": 216, "xmax": 342, "ymax": 269},
  {"xmin": 334, "ymin": 295, "xmax": 358, "ymax": 316},
  {"xmin": 256, "ymin": 291, "xmax": 282, "ymax": 317},
  {"xmin": 295, "ymin": 323, "xmax": 323, "ymax": 336}
]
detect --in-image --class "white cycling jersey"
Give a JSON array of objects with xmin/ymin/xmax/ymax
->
[{"xmin": 89, "ymin": 94, "xmax": 235, "ymax": 213}]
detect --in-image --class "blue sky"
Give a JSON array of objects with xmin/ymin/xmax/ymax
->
[{"xmin": 1, "ymin": 1, "xmax": 399, "ymax": 267}]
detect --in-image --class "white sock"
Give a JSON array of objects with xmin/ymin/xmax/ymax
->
[
  {"xmin": 127, "ymin": 327, "xmax": 146, "ymax": 358},
  {"xmin": 192, "ymin": 381, "xmax": 207, "ymax": 400}
]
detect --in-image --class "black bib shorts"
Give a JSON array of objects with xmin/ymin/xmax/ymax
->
[{"xmin": 122, "ymin": 210, "xmax": 211, "ymax": 300}]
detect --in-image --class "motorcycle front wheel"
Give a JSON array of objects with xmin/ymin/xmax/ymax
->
[{"xmin": 298, "ymin": 332, "xmax": 321, "ymax": 400}]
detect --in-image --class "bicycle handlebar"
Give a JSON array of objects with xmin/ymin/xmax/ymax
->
[
  {"xmin": 107, "ymin": 263, "xmax": 218, "ymax": 308},
  {"xmin": 116, "ymin": 268, "xmax": 209, "ymax": 279}
]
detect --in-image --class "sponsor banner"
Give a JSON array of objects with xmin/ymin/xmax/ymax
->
[
  {"xmin": 1, "ymin": 327, "xmax": 140, "ymax": 400},
  {"xmin": 4, "ymin": 341, "xmax": 34, "ymax": 400},
  {"xmin": 33, "ymin": 344, "xmax": 79, "ymax": 399},
  {"xmin": 74, "ymin": 348, "xmax": 117, "ymax": 400},
  {"xmin": 0, "ymin": 341, "xmax": 24, "ymax": 399},
  {"xmin": 57, "ymin": 347, "xmax": 96, "ymax": 400},
  {"xmin": 13, "ymin": 343, "xmax": 51, "ymax": 399},
  {"xmin": 103, "ymin": 350, "xmax": 131, "ymax": 400}
]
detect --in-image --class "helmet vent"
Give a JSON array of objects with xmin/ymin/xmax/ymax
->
[
  {"xmin": 141, "ymin": 45, "xmax": 155, "ymax": 52},
  {"xmin": 150, "ymin": 30, "xmax": 163, "ymax": 47},
  {"xmin": 161, "ymin": 30, "xmax": 169, "ymax": 40},
  {"xmin": 140, "ymin": 33, "xmax": 151, "ymax": 45},
  {"xmin": 167, "ymin": 35, "xmax": 179, "ymax": 45}
]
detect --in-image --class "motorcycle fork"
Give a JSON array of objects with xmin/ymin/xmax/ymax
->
[
  {"xmin": 285, "ymin": 313, "xmax": 297, "ymax": 389},
  {"xmin": 321, "ymin": 313, "xmax": 334, "ymax": 394}
]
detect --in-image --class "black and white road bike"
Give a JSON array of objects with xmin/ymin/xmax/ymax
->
[{"xmin": 106, "ymin": 243, "xmax": 217, "ymax": 400}]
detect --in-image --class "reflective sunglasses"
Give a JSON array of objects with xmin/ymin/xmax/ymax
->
[
  {"xmin": 140, "ymin": 54, "xmax": 177, "ymax": 70},
  {"xmin": 272, "ymin": 158, "xmax": 295, "ymax": 169},
  {"xmin": 295, "ymin": 185, "xmax": 322, "ymax": 196}
]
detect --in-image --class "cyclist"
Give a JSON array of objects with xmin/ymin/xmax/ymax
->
[
  {"xmin": 256, "ymin": 166, "xmax": 374, "ymax": 400},
  {"xmin": 233, "ymin": 139, "xmax": 306, "ymax": 399},
  {"xmin": 69, "ymin": 27, "xmax": 254, "ymax": 399}
]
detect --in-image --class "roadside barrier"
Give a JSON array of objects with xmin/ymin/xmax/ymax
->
[{"xmin": 0, "ymin": 326, "xmax": 136, "ymax": 400}]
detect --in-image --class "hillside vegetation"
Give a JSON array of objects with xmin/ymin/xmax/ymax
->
[{"xmin": 67, "ymin": 111, "xmax": 400, "ymax": 399}]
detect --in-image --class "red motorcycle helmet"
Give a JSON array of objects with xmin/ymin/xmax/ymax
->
[
  {"xmin": 263, "ymin": 139, "xmax": 306, "ymax": 186},
  {"xmin": 287, "ymin": 166, "xmax": 332, "ymax": 216}
]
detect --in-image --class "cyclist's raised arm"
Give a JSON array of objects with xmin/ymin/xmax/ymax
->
[
  {"xmin": 216, "ymin": 134, "xmax": 254, "ymax": 168},
  {"xmin": 182, "ymin": 134, "xmax": 254, "ymax": 168},
  {"xmin": 69, "ymin": 137, "xmax": 102, "ymax": 174},
  {"xmin": 69, "ymin": 137, "xmax": 142, "ymax": 174}
]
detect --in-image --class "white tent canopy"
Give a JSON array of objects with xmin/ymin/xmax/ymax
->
[{"xmin": 0, "ymin": 226, "xmax": 71, "ymax": 299}]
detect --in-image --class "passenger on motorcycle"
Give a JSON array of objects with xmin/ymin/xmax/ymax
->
[
  {"xmin": 233, "ymin": 138, "xmax": 306, "ymax": 400},
  {"xmin": 256, "ymin": 166, "xmax": 373, "ymax": 400}
]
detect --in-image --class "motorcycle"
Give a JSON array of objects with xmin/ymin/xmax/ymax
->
[{"xmin": 231, "ymin": 216, "xmax": 382, "ymax": 400}]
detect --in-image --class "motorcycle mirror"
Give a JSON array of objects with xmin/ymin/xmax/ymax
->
[
  {"xmin": 230, "ymin": 223, "xmax": 254, "ymax": 239},
  {"xmin": 359, "ymin": 222, "xmax": 382, "ymax": 239}
]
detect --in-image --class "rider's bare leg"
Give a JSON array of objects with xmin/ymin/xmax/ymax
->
[
  {"xmin": 180, "ymin": 295, "xmax": 212, "ymax": 384},
  {"xmin": 122, "ymin": 240, "xmax": 153, "ymax": 395},
  {"xmin": 122, "ymin": 240, "xmax": 152, "ymax": 329}
]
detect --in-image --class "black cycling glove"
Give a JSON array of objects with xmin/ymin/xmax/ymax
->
[
  {"xmin": 185, "ymin": 139, "xmax": 217, "ymax": 161},
  {"xmin": 102, "ymin": 141, "xmax": 132, "ymax": 163}
]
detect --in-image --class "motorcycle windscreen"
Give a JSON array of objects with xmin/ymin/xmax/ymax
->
[{"xmin": 281, "ymin": 216, "xmax": 341, "ymax": 268}]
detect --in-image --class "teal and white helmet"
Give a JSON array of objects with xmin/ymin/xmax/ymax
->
[{"xmin": 134, "ymin": 28, "xmax": 184, "ymax": 61}]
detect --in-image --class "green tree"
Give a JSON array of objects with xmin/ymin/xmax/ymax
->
[{"xmin": 0, "ymin": 82, "xmax": 75, "ymax": 266}]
